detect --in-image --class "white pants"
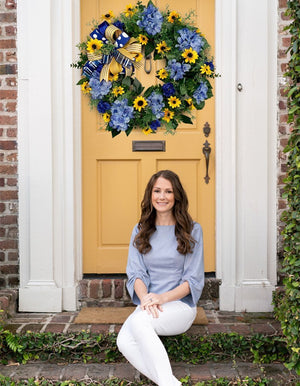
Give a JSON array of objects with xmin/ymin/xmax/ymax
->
[{"xmin": 117, "ymin": 301, "xmax": 197, "ymax": 386}]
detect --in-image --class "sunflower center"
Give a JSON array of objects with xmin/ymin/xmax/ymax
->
[
  {"xmin": 105, "ymin": 13, "xmax": 110, "ymax": 18},
  {"xmin": 92, "ymin": 44, "xmax": 97, "ymax": 49},
  {"xmin": 138, "ymin": 100, "xmax": 144, "ymax": 106},
  {"xmin": 187, "ymin": 52, "xmax": 193, "ymax": 58}
]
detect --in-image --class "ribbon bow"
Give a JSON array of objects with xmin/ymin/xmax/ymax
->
[{"xmin": 87, "ymin": 21, "xmax": 142, "ymax": 81}]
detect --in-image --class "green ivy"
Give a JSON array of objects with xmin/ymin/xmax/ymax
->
[
  {"xmin": 0, "ymin": 328, "xmax": 288, "ymax": 366},
  {"xmin": 0, "ymin": 374, "xmax": 278, "ymax": 386},
  {"xmin": 273, "ymin": 0, "xmax": 300, "ymax": 376}
]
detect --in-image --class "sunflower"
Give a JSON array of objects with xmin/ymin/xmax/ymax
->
[
  {"xmin": 156, "ymin": 41, "xmax": 171, "ymax": 55},
  {"xmin": 125, "ymin": 4, "xmax": 135, "ymax": 17},
  {"xmin": 142, "ymin": 128, "xmax": 153, "ymax": 135},
  {"xmin": 138, "ymin": 34, "xmax": 148, "ymax": 45},
  {"xmin": 162, "ymin": 108, "xmax": 174, "ymax": 122},
  {"xmin": 200, "ymin": 64, "xmax": 212, "ymax": 75},
  {"xmin": 103, "ymin": 113, "xmax": 111, "ymax": 123},
  {"xmin": 157, "ymin": 68, "xmax": 168, "ymax": 80},
  {"xmin": 81, "ymin": 81, "xmax": 91, "ymax": 94},
  {"xmin": 186, "ymin": 98, "xmax": 195, "ymax": 110},
  {"xmin": 135, "ymin": 53, "xmax": 143, "ymax": 62},
  {"xmin": 133, "ymin": 96, "xmax": 147, "ymax": 111},
  {"xmin": 182, "ymin": 48, "xmax": 199, "ymax": 64},
  {"xmin": 168, "ymin": 11, "xmax": 181, "ymax": 23},
  {"xmin": 101, "ymin": 10, "xmax": 114, "ymax": 22},
  {"xmin": 86, "ymin": 39, "xmax": 103, "ymax": 53},
  {"xmin": 168, "ymin": 96, "xmax": 181, "ymax": 109},
  {"xmin": 112, "ymin": 86, "xmax": 125, "ymax": 97},
  {"xmin": 108, "ymin": 73, "xmax": 119, "ymax": 82}
]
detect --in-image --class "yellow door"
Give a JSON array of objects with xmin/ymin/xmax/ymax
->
[{"xmin": 81, "ymin": 0, "xmax": 215, "ymax": 273}]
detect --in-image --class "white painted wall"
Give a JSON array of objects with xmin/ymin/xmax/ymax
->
[{"xmin": 18, "ymin": 0, "xmax": 278, "ymax": 312}]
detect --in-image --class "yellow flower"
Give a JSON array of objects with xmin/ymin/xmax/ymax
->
[
  {"xmin": 103, "ymin": 113, "xmax": 111, "ymax": 123},
  {"xmin": 101, "ymin": 10, "xmax": 114, "ymax": 22},
  {"xmin": 168, "ymin": 11, "xmax": 181, "ymax": 23},
  {"xmin": 86, "ymin": 38, "xmax": 103, "ymax": 53},
  {"xmin": 81, "ymin": 81, "xmax": 91, "ymax": 94},
  {"xmin": 168, "ymin": 96, "xmax": 181, "ymax": 109},
  {"xmin": 182, "ymin": 48, "xmax": 199, "ymax": 64},
  {"xmin": 112, "ymin": 86, "xmax": 125, "ymax": 96},
  {"xmin": 125, "ymin": 4, "xmax": 135, "ymax": 17},
  {"xmin": 133, "ymin": 96, "xmax": 147, "ymax": 111},
  {"xmin": 186, "ymin": 98, "xmax": 195, "ymax": 110},
  {"xmin": 138, "ymin": 34, "xmax": 148, "ymax": 45},
  {"xmin": 200, "ymin": 64, "xmax": 212, "ymax": 75},
  {"xmin": 142, "ymin": 128, "xmax": 153, "ymax": 135},
  {"xmin": 135, "ymin": 52, "xmax": 143, "ymax": 62},
  {"xmin": 157, "ymin": 68, "xmax": 168, "ymax": 80},
  {"xmin": 156, "ymin": 41, "xmax": 171, "ymax": 55},
  {"xmin": 162, "ymin": 108, "xmax": 174, "ymax": 122},
  {"xmin": 108, "ymin": 73, "xmax": 119, "ymax": 82},
  {"xmin": 197, "ymin": 29, "xmax": 205, "ymax": 37}
]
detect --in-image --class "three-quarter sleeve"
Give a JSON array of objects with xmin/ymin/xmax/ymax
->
[
  {"xmin": 180, "ymin": 222, "xmax": 205, "ymax": 306},
  {"xmin": 126, "ymin": 224, "xmax": 150, "ymax": 305}
]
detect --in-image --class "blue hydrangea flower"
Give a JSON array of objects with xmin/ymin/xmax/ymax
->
[
  {"xmin": 167, "ymin": 59, "xmax": 191, "ymax": 81},
  {"xmin": 177, "ymin": 28, "xmax": 204, "ymax": 53},
  {"xmin": 89, "ymin": 79, "xmax": 112, "ymax": 100},
  {"xmin": 137, "ymin": 3, "xmax": 163, "ymax": 36},
  {"xmin": 150, "ymin": 120, "xmax": 161, "ymax": 131},
  {"xmin": 147, "ymin": 92, "xmax": 164, "ymax": 119},
  {"xmin": 162, "ymin": 83, "xmax": 176, "ymax": 97},
  {"xmin": 109, "ymin": 98, "xmax": 134, "ymax": 131},
  {"xmin": 193, "ymin": 82, "xmax": 208, "ymax": 104},
  {"xmin": 97, "ymin": 101, "xmax": 111, "ymax": 114}
]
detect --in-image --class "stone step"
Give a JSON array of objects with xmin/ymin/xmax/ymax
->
[{"xmin": 79, "ymin": 275, "xmax": 220, "ymax": 310}]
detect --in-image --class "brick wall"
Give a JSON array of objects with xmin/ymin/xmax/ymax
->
[
  {"xmin": 0, "ymin": 0, "xmax": 18, "ymax": 289},
  {"xmin": 0, "ymin": 0, "xmax": 292, "ymax": 290},
  {"xmin": 277, "ymin": 0, "xmax": 290, "ymax": 257}
]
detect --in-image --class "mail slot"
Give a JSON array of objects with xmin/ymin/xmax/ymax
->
[{"xmin": 132, "ymin": 140, "xmax": 166, "ymax": 152}]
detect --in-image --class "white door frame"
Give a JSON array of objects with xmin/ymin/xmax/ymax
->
[{"xmin": 18, "ymin": 0, "xmax": 277, "ymax": 312}]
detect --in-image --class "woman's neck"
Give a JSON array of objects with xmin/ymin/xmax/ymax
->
[{"xmin": 155, "ymin": 213, "xmax": 176, "ymax": 226}]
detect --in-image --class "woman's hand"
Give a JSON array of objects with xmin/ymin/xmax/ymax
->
[{"xmin": 140, "ymin": 293, "xmax": 165, "ymax": 318}]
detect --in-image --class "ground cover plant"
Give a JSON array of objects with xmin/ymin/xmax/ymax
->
[{"xmin": 0, "ymin": 328, "xmax": 289, "ymax": 366}]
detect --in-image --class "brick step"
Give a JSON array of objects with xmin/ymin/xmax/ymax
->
[
  {"xmin": 0, "ymin": 360, "xmax": 294, "ymax": 384},
  {"xmin": 79, "ymin": 276, "xmax": 220, "ymax": 310},
  {"xmin": 0, "ymin": 289, "xmax": 18, "ymax": 321}
]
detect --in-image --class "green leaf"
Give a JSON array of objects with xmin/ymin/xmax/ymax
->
[
  {"xmin": 76, "ymin": 77, "xmax": 88, "ymax": 85},
  {"xmin": 180, "ymin": 114, "xmax": 193, "ymax": 124}
]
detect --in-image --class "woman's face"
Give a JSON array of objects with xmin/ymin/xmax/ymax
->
[{"xmin": 151, "ymin": 177, "xmax": 175, "ymax": 215}]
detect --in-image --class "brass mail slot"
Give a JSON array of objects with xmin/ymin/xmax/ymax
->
[{"xmin": 132, "ymin": 140, "xmax": 166, "ymax": 152}]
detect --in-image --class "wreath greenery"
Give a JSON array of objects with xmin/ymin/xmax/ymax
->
[{"xmin": 72, "ymin": 1, "xmax": 216, "ymax": 137}]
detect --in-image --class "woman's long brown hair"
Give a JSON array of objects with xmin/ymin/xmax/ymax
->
[{"xmin": 134, "ymin": 170, "xmax": 195, "ymax": 255}]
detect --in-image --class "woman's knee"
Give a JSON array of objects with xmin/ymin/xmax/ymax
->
[{"xmin": 116, "ymin": 328, "xmax": 127, "ymax": 353}]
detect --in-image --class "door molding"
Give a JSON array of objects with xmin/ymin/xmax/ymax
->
[
  {"xmin": 215, "ymin": 0, "xmax": 277, "ymax": 311},
  {"xmin": 18, "ymin": 0, "xmax": 277, "ymax": 311}
]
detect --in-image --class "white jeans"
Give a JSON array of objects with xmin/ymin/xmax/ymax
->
[{"xmin": 117, "ymin": 301, "xmax": 197, "ymax": 386}]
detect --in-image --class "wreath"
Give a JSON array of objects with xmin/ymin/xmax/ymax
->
[{"xmin": 73, "ymin": 1, "xmax": 216, "ymax": 137}]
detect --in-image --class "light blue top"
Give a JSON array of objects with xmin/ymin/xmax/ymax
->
[{"xmin": 126, "ymin": 222, "xmax": 204, "ymax": 307}]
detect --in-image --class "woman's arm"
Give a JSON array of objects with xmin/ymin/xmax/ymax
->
[{"xmin": 144, "ymin": 281, "xmax": 190, "ymax": 308}]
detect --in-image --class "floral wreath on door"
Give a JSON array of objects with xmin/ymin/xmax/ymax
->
[{"xmin": 73, "ymin": 1, "xmax": 216, "ymax": 137}]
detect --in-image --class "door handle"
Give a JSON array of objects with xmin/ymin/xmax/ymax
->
[{"xmin": 202, "ymin": 140, "xmax": 211, "ymax": 184}]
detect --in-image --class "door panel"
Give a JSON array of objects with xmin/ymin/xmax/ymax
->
[{"xmin": 81, "ymin": 0, "xmax": 215, "ymax": 273}]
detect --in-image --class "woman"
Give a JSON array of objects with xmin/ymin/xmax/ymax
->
[{"xmin": 117, "ymin": 170, "xmax": 204, "ymax": 386}]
